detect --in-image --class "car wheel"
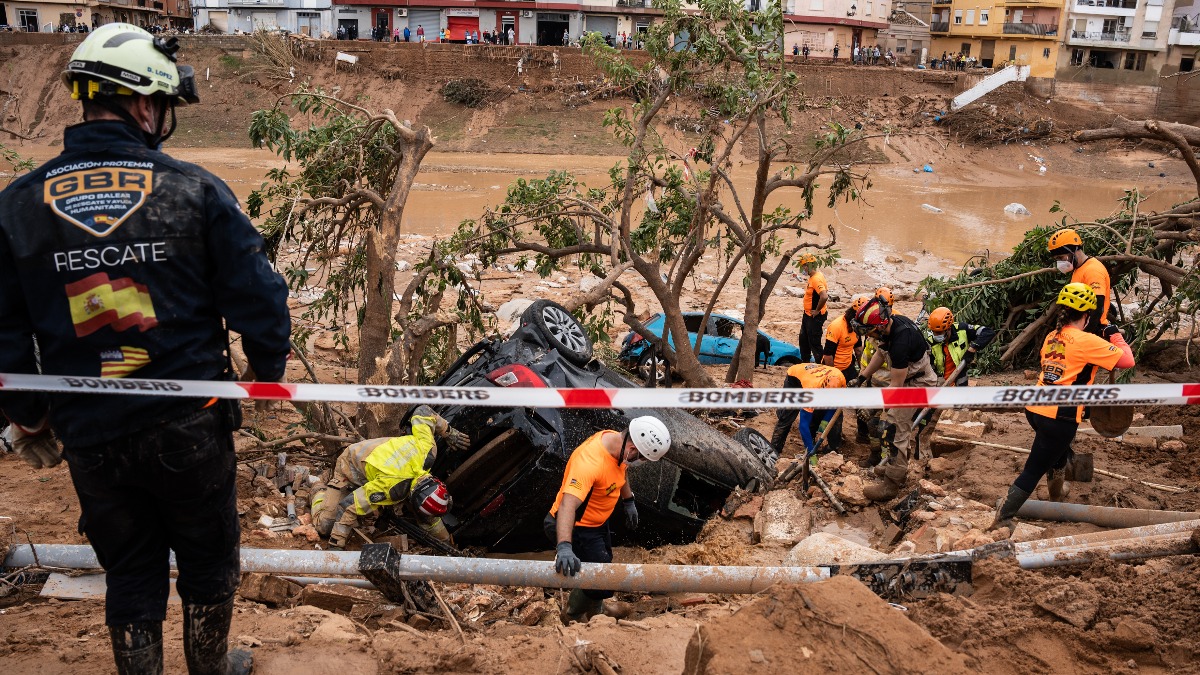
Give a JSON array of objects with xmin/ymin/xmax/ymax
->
[
  {"xmin": 636, "ymin": 350, "xmax": 671, "ymax": 386},
  {"xmin": 523, "ymin": 300, "xmax": 593, "ymax": 365},
  {"xmin": 733, "ymin": 427, "xmax": 779, "ymax": 468},
  {"xmin": 774, "ymin": 356, "xmax": 800, "ymax": 367}
]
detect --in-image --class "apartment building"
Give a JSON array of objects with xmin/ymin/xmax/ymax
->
[
  {"xmin": 1170, "ymin": 0, "xmax": 1200, "ymax": 72},
  {"xmin": 930, "ymin": 0, "xmax": 1065, "ymax": 77},
  {"xmin": 1055, "ymin": 0, "xmax": 1177, "ymax": 82},
  {"xmin": 783, "ymin": 0, "xmax": 892, "ymax": 57},
  {"xmin": 0, "ymin": 0, "xmax": 192, "ymax": 30}
]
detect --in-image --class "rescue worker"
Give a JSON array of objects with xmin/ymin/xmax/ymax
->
[
  {"xmin": 548, "ymin": 416, "xmax": 671, "ymax": 622},
  {"xmin": 849, "ymin": 297, "xmax": 939, "ymax": 501},
  {"xmin": 926, "ymin": 307, "xmax": 996, "ymax": 386},
  {"xmin": 309, "ymin": 405, "xmax": 469, "ymax": 549},
  {"xmin": 0, "ymin": 24, "xmax": 291, "ymax": 675},
  {"xmin": 854, "ymin": 287, "xmax": 896, "ymax": 462},
  {"xmin": 822, "ymin": 293, "xmax": 869, "ymax": 382},
  {"xmin": 769, "ymin": 363, "xmax": 847, "ymax": 457},
  {"xmin": 1048, "ymin": 228, "xmax": 1111, "ymax": 337},
  {"xmin": 992, "ymin": 283, "xmax": 1134, "ymax": 530},
  {"xmin": 797, "ymin": 254, "xmax": 828, "ymax": 363}
]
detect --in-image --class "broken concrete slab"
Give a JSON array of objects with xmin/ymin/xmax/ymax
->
[
  {"xmin": 1079, "ymin": 424, "xmax": 1182, "ymax": 439},
  {"xmin": 833, "ymin": 474, "xmax": 869, "ymax": 506},
  {"xmin": 296, "ymin": 583, "xmax": 388, "ymax": 614},
  {"xmin": 754, "ymin": 490, "xmax": 813, "ymax": 546},
  {"xmin": 239, "ymin": 572, "xmax": 301, "ymax": 607}
]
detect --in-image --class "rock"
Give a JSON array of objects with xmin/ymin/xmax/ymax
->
[
  {"xmin": 885, "ymin": 255, "xmax": 904, "ymax": 264},
  {"xmin": 732, "ymin": 495, "xmax": 763, "ymax": 520},
  {"xmin": 756, "ymin": 491, "xmax": 813, "ymax": 546},
  {"xmin": 1111, "ymin": 618, "xmax": 1157, "ymax": 650},
  {"xmin": 1121, "ymin": 435, "xmax": 1157, "ymax": 451},
  {"xmin": 784, "ymin": 532, "xmax": 889, "ymax": 566},
  {"xmin": 544, "ymin": 281, "xmax": 563, "ymax": 289},
  {"xmin": 395, "ymin": 260, "xmax": 411, "ymax": 272},
  {"xmin": 296, "ymin": 584, "xmax": 388, "ymax": 614},
  {"xmin": 579, "ymin": 276, "xmax": 603, "ymax": 293},
  {"xmin": 291, "ymin": 524, "xmax": 320, "ymax": 542},
  {"xmin": 784, "ymin": 286, "xmax": 806, "ymax": 298},
  {"xmin": 588, "ymin": 614, "xmax": 617, "ymax": 627},
  {"xmin": 1023, "ymin": 369, "xmax": 1039, "ymax": 381},
  {"xmin": 749, "ymin": 649, "xmax": 767, "ymax": 664},
  {"xmin": 680, "ymin": 595, "xmax": 710, "ymax": 607},
  {"xmin": 816, "ymin": 452, "xmax": 845, "ymax": 473},
  {"xmin": 495, "ymin": 298, "xmax": 534, "ymax": 326},
  {"xmin": 892, "ymin": 541, "xmax": 917, "ymax": 556},
  {"xmin": 912, "ymin": 510, "xmax": 937, "ymax": 522},
  {"xmin": 1160, "ymin": 439, "xmax": 1188, "ymax": 453},
  {"xmin": 238, "ymin": 573, "xmax": 300, "ymax": 607},
  {"xmin": 455, "ymin": 262, "xmax": 473, "ymax": 274},
  {"xmin": 407, "ymin": 614, "xmax": 433, "ymax": 630},
  {"xmin": 928, "ymin": 457, "xmax": 954, "ymax": 478},
  {"xmin": 834, "ymin": 475, "xmax": 869, "ymax": 506},
  {"xmin": 1010, "ymin": 522, "xmax": 1046, "ymax": 543},
  {"xmin": 918, "ymin": 479, "xmax": 946, "ymax": 497},
  {"xmin": 935, "ymin": 419, "xmax": 988, "ymax": 440},
  {"xmin": 1034, "ymin": 581, "xmax": 1099, "ymax": 628},
  {"xmin": 1003, "ymin": 203, "xmax": 1032, "ymax": 216},
  {"xmin": 516, "ymin": 601, "xmax": 547, "ymax": 626},
  {"xmin": 950, "ymin": 529, "xmax": 994, "ymax": 551}
]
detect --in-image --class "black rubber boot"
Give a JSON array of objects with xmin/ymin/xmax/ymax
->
[
  {"xmin": 109, "ymin": 621, "xmax": 164, "ymax": 675},
  {"xmin": 990, "ymin": 485, "xmax": 1031, "ymax": 532},
  {"xmin": 183, "ymin": 597, "xmax": 253, "ymax": 675},
  {"xmin": 562, "ymin": 588, "xmax": 604, "ymax": 624}
]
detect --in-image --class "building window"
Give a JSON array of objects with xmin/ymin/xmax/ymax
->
[
  {"xmin": 961, "ymin": 42, "xmax": 971, "ymax": 55},
  {"xmin": 1142, "ymin": 20, "xmax": 1158, "ymax": 38},
  {"xmin": 866, "ymin": 2, "xmax": 872, "ymax": 16},
  {"xmin": 897, "ymin": 39, "xmax": 907, "ymax": 52},
  {"xmin": 1182, "ymin": 56, "xmax": 1194, "ymax": 72},
  {"xmin": 980, "ymin": 9, "xmax": 989, "ymax": 25},
  {"xmin": 1044, "ymin": 47, "xmax": 1051, "ymax": 58},
  {"xmin": 810, "ymin": 0, "xmax": 824, "ymax": 9},
  {"xmin": 965, "ymin": 9, "xmax": 975, "ymax": 25},
  {"xmin": 954, "ymin": 9, "xmax": 962, "ymax": 24},
  {"xmin": 1071, "ymin": 48, "xmax": 1084, "ymax": 66},
  {"xmin": 18, "ymin": 8, "xmax": 38, "ymax": 32},
  {"xmin": 1009, "ymin": 45, "xmax": 1017, "ymax": 61}
]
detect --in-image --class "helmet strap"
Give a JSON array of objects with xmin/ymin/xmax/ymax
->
[{"xmin": 91, "ymin": 94, "xmax": 175, "ymax": 149}]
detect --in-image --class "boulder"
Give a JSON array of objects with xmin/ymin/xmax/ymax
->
[
  {"xmin": 784, "ymin": 532, "xmax": 889, "ymax": 566},
  {"xmin": 238, "ymin": 573, "xmax": 300, "ymax": 607},
  {"xmin": 815, "ymin": 452, "xmax": 845, "ymax": 473},
  {"xmin": 755, "ymin": 490, "xmax": 813, "ymax": 546},
  {"xmin": 918, "ymin": 479, "xmax": 947, "ymax": 497},
  {"xmin": 1011, "ymin": 522, "xmax": 1046, "ymax": 543},
  {"xmin": 1110, "ymin": 618, "xmax": 1158, "ymax": 651},
  {"xmin": 834, "ymin": 475, "xmax": 869, "ymax": 506}
]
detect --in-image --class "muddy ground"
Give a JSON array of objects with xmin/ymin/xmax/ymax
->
[{"xmin": 3, "ymin": 38, "xmax": 1200, "ymax": 674}]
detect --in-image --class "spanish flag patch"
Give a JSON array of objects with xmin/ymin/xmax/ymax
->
[{"xmin": 65, "ymin": 272, "xmax": 158, "ymax": 337}]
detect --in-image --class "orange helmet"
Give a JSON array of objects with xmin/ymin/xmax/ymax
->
[
  {"xmin": 798, "ymin": 254, "xmax": 818, "ymax": 266},
  {"xmin": 875, "ymin": 286, "xmax": 894, "ymax": 307},
  {"xmin": 928, "ymin": 307, "xmax": 954, "ymax": 334},
  {"xmin": 850, "ymin": 293, "xmax": 871, "ymax": 313},
  {"xmin": 1047, "ymin": 229, "xmax": 1083, "ymax": 252},
  {"xmin": 856, "ymin": 298, "xmax": 891, "ymax": 328}
]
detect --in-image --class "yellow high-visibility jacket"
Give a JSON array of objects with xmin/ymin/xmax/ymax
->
[{"xmin": 341, "ymin": 410, "xmax": 440, "ymax": 516}]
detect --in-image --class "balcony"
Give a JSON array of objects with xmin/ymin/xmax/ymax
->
[
  {"xmin": 226, "ymin": 0, "xmax": 287, "ymax": 6},
  {"xmin": 1003, "ymin": 22, "xmax": 1058, "ymax": 35},
  {"xmin": 1072, "ymin": 0, "xmax": 1137, "ymax": 16},
  {"xmin": 932, "ymin": 0, "xmax": 951, "ymax": 5},
  {"xmin": 1169, "ymin": 27, "xmax": 1200, "ymax": 45},
  {"xmin": 1070, "ymin": 28, "xmax": 1132, "ymax": 43},
  {"xmin": 931, "ymin": 21, "xmax": 950, "ymax": 32}
]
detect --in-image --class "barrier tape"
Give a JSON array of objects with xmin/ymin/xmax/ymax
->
[{"xmin": 1, "ymin": 372, "xmax": 1198, "ymax": 410}]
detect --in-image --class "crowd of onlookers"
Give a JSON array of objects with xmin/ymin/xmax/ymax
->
[
  {"xmin": 791, "ymin": 42, "xmax": 896, "ymax": 66},
  {"xmin": 930, "ymin": 51, "xmax": 977, "ymax": 70}
]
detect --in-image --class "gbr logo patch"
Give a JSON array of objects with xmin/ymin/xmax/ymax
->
[{"xmin": 43, "ymin": 168, "xmax": 153, "ymax": 237}]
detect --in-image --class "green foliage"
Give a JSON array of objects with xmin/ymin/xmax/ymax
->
[
  {"xmin": 441, "ymin": 79, "xmax": 491, "ymax": 108},
  {"xmin": 1, "ymin": 145, "xmax": 35, "ymax": 186}
]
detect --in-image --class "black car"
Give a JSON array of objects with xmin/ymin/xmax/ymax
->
[{"xmin": 413, "ymin": 300, "xmax": 778, "ymax": 551}]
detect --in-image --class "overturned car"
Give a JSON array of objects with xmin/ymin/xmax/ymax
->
[{"xmin": 411, "ymin": 300, "xmax": 778, "ymax": 551}]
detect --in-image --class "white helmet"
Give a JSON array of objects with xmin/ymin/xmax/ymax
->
[
  {"xmin": 62, "ymin": 23, "xmax": 198, "ymax": 104},
  {"xmin": 629, "ymin": 416, "xmax": 671, "ymax": 462}
]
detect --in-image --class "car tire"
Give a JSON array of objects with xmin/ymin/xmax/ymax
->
[
  {"xmin": 733, "ymin": 427, "xmax": 779, "ymax": 468},
  {"xmin": 523, "ymin": 300, "xmax": 593, "ymax": 365},
  {"xmin": 774, "ymin": 356, "xmax": 800, "ymax": 367},
  {"xmin": 636, "ymin": 350, "xmax": 671, "ymax": 387}
]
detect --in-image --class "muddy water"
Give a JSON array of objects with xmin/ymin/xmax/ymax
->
[{"xmin": 6, "ymin": 147, "xmax": 1192, "ymax": 274}]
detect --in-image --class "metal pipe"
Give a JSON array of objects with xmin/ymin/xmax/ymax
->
[
  {"xmin": 6, "ymin": 544, "xmax": 830, "ymax": 594},
  {"xmin": 280, "ymin": 576, "xmax": 376, "ymax": 589},
  {"xmin": 1013, "ymin": 518, "xmax": 1200, "ymax": 555},
  {"xmin": 1016, "ymin": 500, "xmax": 1200, "ymax": 528},
  {"xmin": 1013, "ymin": 532, "xmax": 1198, "ymax": 570}
]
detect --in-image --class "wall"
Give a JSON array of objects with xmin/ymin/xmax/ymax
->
[{"xmin": 1050, "ymin": 80, "xmax": 1158, "ymax": 116}]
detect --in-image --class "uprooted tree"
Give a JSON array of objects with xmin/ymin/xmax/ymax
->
[
  {"xmin": 460, "ymin": 0, "xmax": 870, "ymax": 387},
  {"xmin": 920, "ymin": 116, "xmax": 1200, "ymax": 371},
  {"xmin": 248, "ymin": 90, "xmax": 485, "ymax": 437}
]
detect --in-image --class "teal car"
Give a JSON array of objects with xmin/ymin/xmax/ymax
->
[{"xmin": 619, "ymin": 312, "xmax": 803, "ymax": 384}]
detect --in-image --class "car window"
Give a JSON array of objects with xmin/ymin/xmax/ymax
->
[
  {"xmin": 714, "ymin": 318, "xmax": 742, "ymax": 339},
  {"xmin": 683, "ymin": 315, "xmax": 706, "ymax": 332}
]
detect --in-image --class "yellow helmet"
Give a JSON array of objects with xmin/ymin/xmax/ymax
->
[
  {"xmin": 1057, "ymin": 282, "xmax": 1097, "ymax": 312},
  {"xmin": 1047, "ymin": 229, "xmax": 1083, "ymax": 252},
  {"xmin": 928, "ymin": 307, "xmax": 954, "ymax": 334}
]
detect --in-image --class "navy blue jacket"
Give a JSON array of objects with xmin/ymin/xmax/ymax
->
[{"xmin": 0, "ymin": 120, "xmax": 290, "ymax": 446}]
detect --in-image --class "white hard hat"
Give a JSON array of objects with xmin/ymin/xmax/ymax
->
[{"xmin": 629, "ymin": 416, "xmax": 671, "ymax": 461}]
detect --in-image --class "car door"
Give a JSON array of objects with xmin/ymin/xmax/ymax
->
[{"xmin": 700, "ymin": 317, "xmax": 741, "ymax": 363}]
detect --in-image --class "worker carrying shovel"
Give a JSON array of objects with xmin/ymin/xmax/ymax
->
[
  {"xmin": 309, "ymin": 405, "xmax": 470, "ymax": 549},
  {"xmin": 547, "ymin": 417, "xmax": 671, "ymax": 623},
  {"xmin": 849, "ymin": 297, "xmax": 939, "ymax": 501},
  {"xmin": 991, "ymin": 283, "xmax": 1134, "ymax": 531},
  {"xmin": 770, "ymin": 363, "xmax": 848, "ymax": 457}
]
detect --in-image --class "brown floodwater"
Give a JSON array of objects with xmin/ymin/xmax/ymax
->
[{"xmin": 6, "ymin": 147, "xmax": 1191, "ymax": 274}]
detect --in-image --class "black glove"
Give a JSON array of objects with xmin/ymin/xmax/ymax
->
[
  {"xmin": 847, "ymin": 376, "xmax": 865, "ymax": 388},
  {"xmin": 1101, "ymin": 325, "xmax": 1121, "ymax": 340},
  {"xmin": 963, "ymin": 349, "xmax": 976, "ymax": 365},
  {"xmin": 621, "ymin": 497, "xmax": 639, "ymax": 531},
  {"xmin": 555, "ymin": 542, "xmax": 581, "ymax": 576}
]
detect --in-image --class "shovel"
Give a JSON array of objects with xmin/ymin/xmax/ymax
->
[{"xmin": 1089, "ymin": 369, "xmax": 1134, "ymax": 438}]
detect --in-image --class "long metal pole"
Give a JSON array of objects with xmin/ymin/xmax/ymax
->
[
  {"xmin": 5, "ymin": 544, "xmax": 830, "ymax": 594},
  {"xmin": 1013, "ymin": 532, "xmax": 1198, "ymax": 569},
  {"xmin": 1016, "ymin": 500, "xmax": 1200, "ymax": 528}
]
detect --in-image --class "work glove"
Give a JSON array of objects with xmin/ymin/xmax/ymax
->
[
  {"xmin": 10, "ymin": 418, "xmax": 62, "ymax": 470},
  {"xmin": 555, "ymin": 542, "xmax": 581, "ymax": 577},
  {"xmin": 621, "ymin": 497, "xmax": 639, "ymax": 531},
  {"xmin": 847, "ymin": 376, "xmax": 865, "ymax": 388},
  {"xmin": 444, "ymin": 427, "xmax": 471, "ymax": 452},
  {"xmin": 1102, "ymin": 325, "xmax": 1121, "ymax": 341},
  {"xmin": 963, "ymin": 349, "xmax": 977, "ymax": 365},
  {"xmin": 239, "ymin": 364, "xmax": 285, "ymax": 415}
]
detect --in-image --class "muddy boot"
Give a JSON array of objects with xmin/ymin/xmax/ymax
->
[
  {"xmin": 602, "ymin": 600, "xmax": 633, "ymax": 620},
  {"xmin": 183, "ymin": 597, "xmax": 253, "ymax": 675},
  {"xmin": 860, "ymin": 442, "xmax": 883, "ymax": 470},
  {"xmin": 989, "ymin": 485, "xmax": 1031, "ymax": 533},
  {"xmin": 109, "ymin": 621, "xmax": 163, "ymax": 675},
  {"xmin": 863, "ymin": 463, "xmax": 907, "ymax": 502},
  {"xmin": 1046, "ymin": 469, "xmax": 1070, "ymax": 502},
  {"xmin": 562, "ymin": 589, "xmax": 604, "ymax": 624}
]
